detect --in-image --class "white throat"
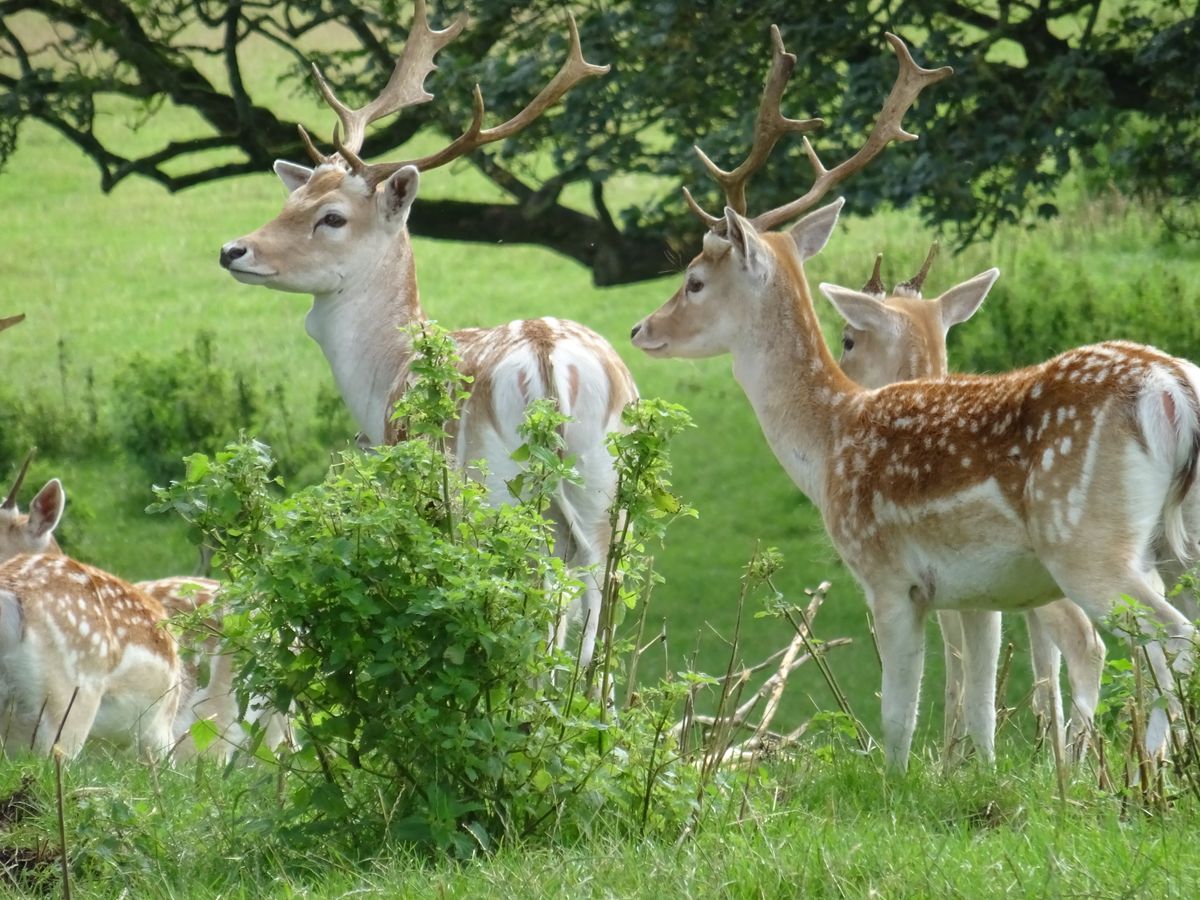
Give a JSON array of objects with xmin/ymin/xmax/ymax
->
[{"xmin": 304, "ymin": 243, "xmax": 419, "ymax": 444}]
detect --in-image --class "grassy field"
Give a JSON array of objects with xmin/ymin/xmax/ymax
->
[{"xmin": 5, "ymin": 12, "xmax": 1200, "ymax": 894}]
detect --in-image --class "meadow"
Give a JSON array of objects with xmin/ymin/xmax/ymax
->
[{"xmin": 4, "ymin": 13, "xmax": 1200, "ymax": 895}]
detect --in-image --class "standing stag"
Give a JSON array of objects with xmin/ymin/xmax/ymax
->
[
  {"xmin": 0, "ymin": 454, "xmax": 181, "ymax": 759},
  {"xmin": 219, "ymin": 1, "xmax": 637, "ymax": 670},
  {"xmin": 630, "ymin": 26, "xmax": 1199, "ymax": 769},
  {"xmin": 824, "ymin": 249, "xmax": 1105, "ymax": 756}
]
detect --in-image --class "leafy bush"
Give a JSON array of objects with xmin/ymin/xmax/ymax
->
[
  {"xmin": 112, "ymin": 331, "xmax": 262, "ymax": 484},
  {"xmin": 153, "ymin": 324, "xmax": 715, "ymax": 857}
]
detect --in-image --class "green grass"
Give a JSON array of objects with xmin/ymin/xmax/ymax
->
[{"xmin": 5, "ymin": 746, "xmax": 1199, "ymax": 898}]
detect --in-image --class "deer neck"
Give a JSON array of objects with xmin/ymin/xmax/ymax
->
[
  {"xmin": 305, "ymin": 233, "xmax": 425, "ymax": 443},
  {"xmin": 729, "ymin": 254, "xmax": 860, "ymax": 510}
]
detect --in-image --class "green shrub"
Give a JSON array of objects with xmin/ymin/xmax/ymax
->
[
  {"xmin": 152, "ymin": 324, "xmax": 716, "ymax": 858},
  {"xmin": 112, "ymin": 331, "xmax": 262, "ymax": 484}
]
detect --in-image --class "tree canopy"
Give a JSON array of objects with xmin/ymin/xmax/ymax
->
[{"xmin": 2, "ymin": 1, "xmax": 1196, "ymax": 284}]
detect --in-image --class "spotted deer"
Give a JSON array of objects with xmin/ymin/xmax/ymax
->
[
  {"xmin": 137, "ymin": 576, "xmax": 293, "ymax": 761},
  {"xmin": 219, "ymin": 1, "xmax": 637, "ymax": 670},
  {"xmin": 0, "ymin": 456, "xmax": 181, "ymax": 759},
  {"xmin": 629, "ymin": 27, "xmax": 1200, "ymax": 769},
  {"xmin": 824, "ymin": 248, "xmax": 1106, "ymax": 755}
]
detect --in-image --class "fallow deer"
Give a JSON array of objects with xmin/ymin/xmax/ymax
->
[
  {"xmin": 825, "ymin": 249, "xmax": 1106, "ymax": 755},
  {"xmin": 137, "ymin": 576, "xmax": 294, "ymax": 761},
  {"xmin": 0, "ymin": 456, "xmax": 181, "ymax": 760},
  {"xmin": 630, "ymin": 26, "xmax": 1199, "ymax": 769},
  {"xmin": 219, "ymin": 1, "xmax": 637, "ymax": 670}
]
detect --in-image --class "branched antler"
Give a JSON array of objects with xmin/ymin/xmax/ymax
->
[
  {"xmin": 682, "ymin": 25, "xmax": 823, "ymax": 227},
  {"xmin": 301, "ymin": 1, "xmax": 609, "ymax": 191},
  {"xmin": 751, "ymin": 34, "xmax": 952, "ymax": 231},
  {"xmin": 685, "ymin": 30, "xmax": 952, "ymax": 232},
  {"xmin": 299, "ymin": 0, "xmax": 467, "ymax": 166}
]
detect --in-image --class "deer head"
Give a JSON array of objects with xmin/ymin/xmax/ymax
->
[
  {"xmin": 219, "ymin": 0, "xmax": 608, "ymax": 296},
  {"xmin": 821, "ymin": 244, "xmax": 999, "ymax": 388},
  {"xmin": 0, "ymin": 451, "xmax": 65, "ymax": 561},
  {"xmin": 631, "ymin": 28, "xmax": 951, "ymax": 360}
]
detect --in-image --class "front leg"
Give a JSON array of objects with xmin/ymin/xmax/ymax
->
[{"xmin": 872, "ymin": 589, "xmax": 927, "ymax": 772}]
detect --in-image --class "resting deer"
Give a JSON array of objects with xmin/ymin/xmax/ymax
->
[
  {"xmin": 219, "ymin": 1, "xmax": 637, "ymax": 670},
  {"xmin": 824, "ymin": 248, "xmax": 1106, "ymax": 755},
  {"xmin": 630, "ymin": 26, "xmax": 1199, "ymax": 769},
  {"xmin": 0, "ymin": 454, "xmax": 181, "ymax": 759}
]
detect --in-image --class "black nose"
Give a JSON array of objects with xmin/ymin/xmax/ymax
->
[
  {"xmin": 219, "ymin": 244, "xmax": 247, "ymax": 269},
  {"xmin": 630, "ymin": 323, "xmax": 642, "ymax": 340}
]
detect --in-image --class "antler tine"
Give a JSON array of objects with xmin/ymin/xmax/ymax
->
[
  {"xmin": 297, "ymin": 125, "xmax": 332, "ymax": 166},
  {"xmin": 688, "ymin": 25, "xmax": 824, "ymax": 224},
  {"xmin": 310, "ymin": 0, "xmax": 468, "ymax": 159},
  {"xmin": 895, "ymin": 241, "xmax": 939, "ymax": 297},
  {"xmin": 0, "ymin": 313, "xmax": 25, "ymax": 333},
  {"xmin": 751, "ymin": 33, "xmax": 953, "ymax": 232},
  {"xmin": 357, "ymin": 12, "xmax": 610, "ymax": 188},
  {"xmin": 861, "ymin": 253, "xmax": 885, "ymax": 298},
  {"xmin": 2, "ymin": 448, "xmax": 35, "ymax": 511}
]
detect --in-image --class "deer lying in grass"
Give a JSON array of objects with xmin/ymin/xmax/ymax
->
[
  {"xmin": 0, "ymin": 456, "xmax": 286, "ymax": 761},
  {"xmin": 219, "ymin": 1, "xmax": 637, "ymax": 670},
  {"xmin": 0, "ymin": 455, "xmax": 180, "ymax": 760},
  {"xmin": 823, "ymin": 249, "xmax": 1106, "ymax": 756},
  {"xmin": 630, "ymin": 26, "xmax": 1199, "ymax": 769}
]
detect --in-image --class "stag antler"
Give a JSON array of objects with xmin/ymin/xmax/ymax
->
[
  {"xmin": 685, "ymin": 31, "xmax": 952, "ymax": 232},
  {"xmin": 682, "ymin": 25, "xmax": 824, "ymax": 228},
  {"xmin": 861, "ymin": 254, "xmax": 885, "ymax": 298},
  {"xmin": 0, "ymin": 313, "xmax": 25, "ymax": 334},
  {"xmin": 299, "ymin": 0, "xmax": 468, "ymax": 167},
  {"xmin": 2, "ymin": 449, "xmax": 35, "ymax": 511},
  {"xmin": 303, "ymin": 3, "xmax": 609, "ymax": 191},
  {"xmin": 750, "ymin": 34, "xmax": 952, "ymax": 232},
  {"xmin": 895, "ymin": 241, "xmax": 939, "ymax": 297}
]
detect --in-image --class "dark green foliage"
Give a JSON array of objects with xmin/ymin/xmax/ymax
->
[{"xmin": 5, "ymin": 1, "xmax": 1194, "ymax": 283}]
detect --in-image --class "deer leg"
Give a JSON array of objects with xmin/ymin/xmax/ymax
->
[
  {"xmin": 37, "ymin": 684, "xmax": 103, "ymax": 759},
  {"xmin": 937, "ymin": 610, "xmax": 967, "ymax": 761},
  {"xmin": 872, "ymin": 590, "xmax": 926, "ymax": 772},
  {"xmin": 1029, "ymin": 599, "xmax": 1105, "ymax": 757},
  {"xmin": 957, "ymin": 609, "xmax": 1001, "ymax": 765},
  {"xmin": 1024, "ymin": 607, "xmax": 1065, "ymax": 747},
  {"xmin": 1056, "ymin": 570, "xmax": 1193, "ymax": 759}
]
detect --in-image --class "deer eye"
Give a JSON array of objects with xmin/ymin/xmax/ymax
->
[
  {"xmin": 842, "ymin": 335, "xmax": 855, "ymax": 352},
  {"xmin": 686, "ymin": 276, "xmax": 703, "ymax": 294},
  {"xmin": 319, "ymin": 212, "xmax": 347, "ymax": 229}
]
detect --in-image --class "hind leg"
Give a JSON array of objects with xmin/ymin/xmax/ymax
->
[
  {"xmin": 1024, "ymin": 608, "xmax": 1064, "ymax": 746},
  {"xmin": 1051, "ymin": 566, "xmax": 1192, "ymax": 758},
  {"xmin": 937, "ymin": 611, "xmax": 967, "ymax": 759}
]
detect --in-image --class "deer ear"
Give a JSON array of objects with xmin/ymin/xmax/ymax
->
[
  {"xmin": 724, "ymin": 207, "xmax": 769, "ymax": 281},
  {"xmin": 819, "ymin": 283, "xmax": 895, "ymax": 334},
  {"xmin": 938, "ymin": 268, "xmax": 999, "ymax": 330},
  {"xmin": 378, "ymin": 166, "xmax": 420, "ymax": 226},
  {"xmin": 27, "ymin": 479, "xmax": 64, "ymax": 539},
  {"xmin": 788, "ymin": 197, "xmax": 844, "ymax": 262},
  {"xmin": 274, "ymin": 160, "xmax": 314, "ymax": 194}
]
